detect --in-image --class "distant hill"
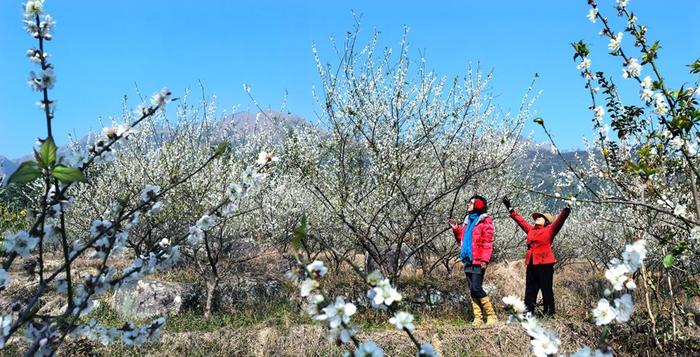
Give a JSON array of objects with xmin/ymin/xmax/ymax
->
[
  {"xmin": 0, "ymin": 155, "xmax": 20, "ymax": 184},
  {"xmin": 1, "ymin": 111, "xmax": 587, "ymax": 188}
]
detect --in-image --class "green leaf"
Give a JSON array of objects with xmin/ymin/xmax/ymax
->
[
  {"xmin": 52, "ymin": 165, "xmax": 86, "ymax": 184},
  {"xmin": 671, "ymin": 242, "xmax": 687, "ymax": 256},
  {"xmin": 663, "ymin": 254, "xmax": 675, "ymax": 269},
  {"xmin": 291, "ymin": 214, "xmax": 307, "ymax": 250},
  {"xmin": 7, "ymin": 161, "xmax": 42, "ymax": 185},
  {"xmin": 213, "ymin": 142, "xmax": 230, "ymax": 156},
  {"xmin": 38, "ymin": 138, "xmax": 57, "ymax": 168},
  {"xmin": 689, "ymin": 59, "xmax": 700, "ymax": 74},
  {"xmin": 533, "ymin": 117, "xmax": 544, "ymax": 125}
]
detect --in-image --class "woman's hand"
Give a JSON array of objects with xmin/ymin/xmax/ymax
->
[
  {"xmin": 502, "ymin": 196, "xmax": 512, "ymax": 210},
  {"xmin": 480, "ymin": 261, "xmax": 488, "ymax": 269},
  {"xmin": 448, "ymin": 218, "xmax": 458, "ymax": 229}
]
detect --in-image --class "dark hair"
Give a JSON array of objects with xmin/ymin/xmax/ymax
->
[{"xmin": 469, "ymin": 194, "xmax": 488, "ymax": 214}]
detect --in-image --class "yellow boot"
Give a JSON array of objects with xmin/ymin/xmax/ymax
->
[
  {"xmin": 479, "ymin": 296, "xmax": 499, "ymax": 325},
  {"xmin": 470, "ymin": 299, "xmax": 483, "ymax": 327}
]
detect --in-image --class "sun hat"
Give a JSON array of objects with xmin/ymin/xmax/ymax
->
[{"xmin": 531, "ymin": 212, "xmax": 554, "ymax": 224}]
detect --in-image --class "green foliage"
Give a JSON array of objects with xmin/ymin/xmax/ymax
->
[
  {"xmin": 37, "ymin": 137, "xmax": 57, "ymax": 169},
  {"xmin": 571, "ymin": 40, "xmax": 590, "ymax": 60},
  {"xmin": 291, "ymin": 213, "xmax": 307, "ymax": 251},
  {"xmin": 52, "ymin": 165, "xmax": 86, "ymax": 184},
  {"xmin": 688, "ymin": 59, "xmax": 700, "ymax": 74},
  {"xmin": 8, "ymin": 161, "xmax": 41, "ymax": 185}
]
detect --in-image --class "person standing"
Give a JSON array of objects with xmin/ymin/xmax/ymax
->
[
  {"xmin": 502, "ymin": 196, "xmax": 571, "ymax": 317},
  {"xmin": 449, "ymin": 195, "xmax": 498, "ymax": 327}
]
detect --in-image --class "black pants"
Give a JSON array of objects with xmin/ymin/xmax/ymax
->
[
  {"xmin": 464, "ymin": 265, "xmax": 487, "ymax": 299},
  {"xmin": 524, "ymin": 263, "xmax": 555, "ymax": 316}
]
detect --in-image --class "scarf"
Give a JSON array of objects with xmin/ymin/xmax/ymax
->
[{"xmin": 460, "ymin": 212, "xmax": 479, "ymax": 263}]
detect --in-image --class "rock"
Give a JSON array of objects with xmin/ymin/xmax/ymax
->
[
  {"xmin": 411, "ymin": 288, "xmax": 446, "ymax": 307},
  {"xmin": 483, "ymin": 283, "xmax": 497, "ymax": 295},
  {"xmin": 216, "ymin": 278, "xmax": 284, "ymax": 312},
  {"xmin": 364, "ymin": 244, "xmax": 418, "ymax": 274},
  {"xmin": 427, "ymin": 288, "xmax": 444, "ymax": 306},
  {"xmin": 111, "ymin": 279, "xmax": 194, "ymax": 320}
]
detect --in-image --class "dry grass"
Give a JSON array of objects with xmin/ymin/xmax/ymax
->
[{"xmin": 2, "ymin": 258, "xmax": 699, "ymax": 356}]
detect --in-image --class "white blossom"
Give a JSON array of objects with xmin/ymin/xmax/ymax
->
[
  {"xmin": 608, "ymin": 32, "xmax": 623, "ymax": 52},
  {"xmin": 196, "ymin": 214, "xmax": 216, "ymax": 231},
  {"xmin": 4, "ymin": 231, "xmax": 39, "ymax": 258},
  {"xmin": 587, "ymin": 8, "xmax": 598, "ymax": 23},
  {"xmin": 388, "ymin": 311, "xmax": 414, "ymax": 331},
  {"xmin": 256, "ymin": 151, "xmax": 279, "ymax": 166},
  {"xmin": 186, "ymin": 226, "xmax": 204, "ymax": 246},
  {"xmin": 640, "ymin": 75, "xmax": 654, "ymax": 103},
  {"xmin": 140, "ymin": 184, "xmax": 161, "ymax": 202},
  {"xmin": 502, "ymin": 295, "xmax": 527, "ymax": 314},
  {"xmin": 366, "ymin": 270, "xmax": 383, "ymax": 286},
  {"xmin": 24, "ymin": 0, "xmax": 44, "ymax": 18},
  {"xmin": 90, "ymin": 220, "xmax": 111, "ymax": 238},
  {"xmin": 368, "ymin": 279, "xmax": 402, "ymax": 306},
  {"xmin": 418, "ymin": 343, "xmax": 438, "ymax": 357},
  {"xmin": 570, "ymin": 346, "xmax": 593, "ymax": 357},
  {"xmin": 306, "ymin": 260, "xmax": 328, "ymax": 278},
  {"xmin": 593, "ymin": 106, "xmax": 605, "ymax": 121},
  {"xmin": 530, "ymin": 330, "xmax": 560, "ymax": 357},
  {"xmin": 615, "ymin": 0, "xmax": 629, "ymax": 10},
  {"xmin": 605, "ymin": 263, "xmax": 629, "ymax": 291},
  {"xmin": 622, "ymin": 58, "xmax": 642, "ymax": 78},
  {"xmin": 150, "ymin": 87, "xmax": 172, "ymax": 108},
  {"xmin": 653, "ymin": 93, "xmax": 668, "ymax": 115},
  {"xmin": 690, "ymin": 226, "xmax": 700, "ymax": 241},
  {"xmin": 316, "ymin": 297, "xmax": 357, "ymax": 329},
  {"xmin": 621, "ymin": 239, "xmax": 646, "ymax": 271},
  {"xmin": 300, "ymin": 278, "xmax": 318, "ymax": 297},
  {"xmin": 592, "ymin": 298, "xmax": 617, "ymax": 325},
  {"xmin": 0, "ymin": 315, "xmax": 12, "ymax": 348},
  {"xmin": 28, "ymin": 69, "xmax": 55, "ymax": 91},
  {"xmin": 673, "ymin": 204, "xmax": 687, "ymax": 218},
  {"xmin": 577, "ymin": 57, "xmax": 591, "ymax": 71},
  {"xmin": 0, "ymin": 269, "xmax": 11, "ymax": 289},
  {"xmin": 353, "ymin": 341, "xmax": 384, "ymax": 357},
  {"xmin": 614, "ymin": 293, "xmax": 634, "ymax": 322},
  {"xmin": 148, "ymin": 201, "xmax": 164, "ymax": 216}
]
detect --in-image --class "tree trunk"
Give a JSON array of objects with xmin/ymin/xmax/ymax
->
[{"xmin": 204, "ymin": 278, "xmax": 219, "ymax": 319}]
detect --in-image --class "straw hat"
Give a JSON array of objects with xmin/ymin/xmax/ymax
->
[{"xmin": 531, "ymin": 212, "xmax": 554, "ymax": 224}]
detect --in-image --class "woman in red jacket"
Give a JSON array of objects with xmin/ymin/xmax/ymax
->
[
  {"xmin": 502, "ymin": 196, "xmax": 571, "ymax": 317},
  {"xmin": 449, "ymin": 195, "xmax": 498, "ymax": 327}
]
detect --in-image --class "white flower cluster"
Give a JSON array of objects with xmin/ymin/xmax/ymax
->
[
  {"xmin": 256, "ymin": 151, "xmax": 279, "ymax": 166},
  {"xmin": 388, "ymin": 311, "xmax": 414, "ymax": 331},
  {"xmin": 653, "ymin": 93, "xmax": 668, "ymax": 116},
  {"xmin": 0, "ymin": 269, "xmax": 11, "ymax": 289},
  {"xmin": 639, "ymin": 75, "xmax": 654, "ymax": 103},
  {"xmin": 587, "ymin": 8, "xmax": 598, "ymax": 23},
  {"xmin": 3, "ymin": 231, "xmax": 39, "ymax": 258},
  {"xmin": 608, "ymin": 32, "xmax": 623, "ymax": 53},
  {"xmin": 622, "ymin": 58, "xmax": 642, "ymax": 79},
  {"xmin": 119, "ymin": 247, "xmax": 181, "ymax": 287},
  {"xmin": 366, "ymin": 270, "xmax": 402, "ymax": 309},
  {"xmin": 576, "ymin": 57, "xmax": 591, "ymax": 72},
  {"xmin": 615, "ymin": 0, "xmax": 629, "ymax": 11},
  {"xmin": 0, "ymin": 315, "xmax": 11, "ymax": 349},
  {"xmin": 70, "ymin": 317, "xmax": 165, "ymax": 346},
  {"xmin": 150, "ymin": 87, "xmax": 172, "ymax": 109},
  {"xmin": 346, "ymin": 341, "xmax": 384, "ymax": 357},
  {"xmin": 87, "ymin": 219, "xmax": 130, "ymax": 260},
  {"xmin": 502, "ymin": 295, "xmax": 560, "ymax": 357},
  {"xmin": 591, "ymin": 239, "xmax": 646, "ymax": 327}
]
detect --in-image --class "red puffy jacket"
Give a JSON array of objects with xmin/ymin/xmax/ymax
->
[
  {"xmin": 451, "ymin": 214, "xmax": 494, "ymax": 265},
  {"xmin": 510, "ymin": 207, "xmax": 571, "ymax": 265}
]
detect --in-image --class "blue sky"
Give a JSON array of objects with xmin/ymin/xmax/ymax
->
[{"xmin": 1, "ymin": 0, "xmax": 698, "ymax": 158}]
